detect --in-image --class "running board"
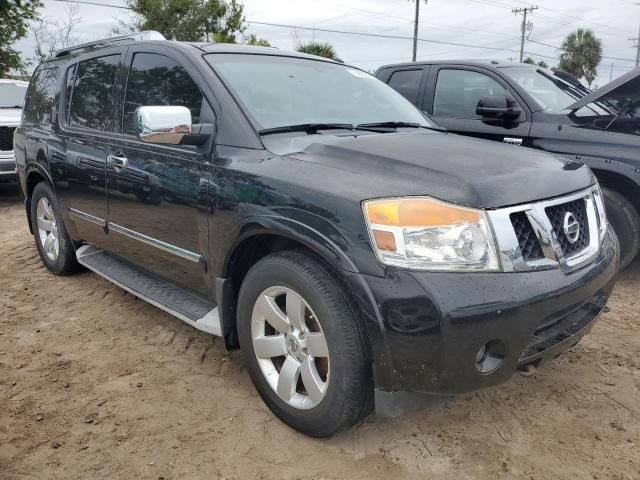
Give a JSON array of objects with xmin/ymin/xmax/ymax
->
[{"xmin": 76, "ymin": 245, "xmax": 221, "ymax": 336}]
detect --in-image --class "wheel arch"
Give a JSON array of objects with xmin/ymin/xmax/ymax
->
[
  {"xmin": 216, "ymin": 220, "xmax": 361, "ymax": 351},
  {"xmin": 24, "ymin": 158, "xmax": 54, "ymax": 235},
  {"xmin": 592, "ymin": 168, "xmax": 640, "ymax": 214}
]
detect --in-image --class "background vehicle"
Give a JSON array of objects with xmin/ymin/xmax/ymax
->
[
  {"xmin": 377, "ymin": 61, "xmax": 640, "ymax": 268},
  {"xmin": 0, "ymin": 79, "xmax": 28, "ymax": 183},
  {"xmin": 15, "ymin": 34, "xmax": 617, "ymax": 437}
]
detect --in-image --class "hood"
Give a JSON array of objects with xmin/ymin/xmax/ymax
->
[
  {"xmin": 0, "ymin": 108, "xmax": 22, "ymax": 126},
  {"xmin": 568, "ymin": 67, "xmax": 640, "ymax": 111},
  {"xmin": 279, "ymin": 131, "xmax": 594, "ymax": 209}
]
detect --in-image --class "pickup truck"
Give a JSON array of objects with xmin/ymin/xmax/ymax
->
[
  {"xmin": 377, "ymin": 61, "xmax": 640, "ymax": 268},
  {"xmin": 15, "ymin": 34, "xmax": 618, "ymax": 437}
]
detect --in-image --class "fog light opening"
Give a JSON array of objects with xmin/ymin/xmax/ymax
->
[{"xmin": 475, "ymin": 340, "xmax": 505, "ymax": 374}]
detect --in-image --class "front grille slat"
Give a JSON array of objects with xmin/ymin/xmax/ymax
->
[
  {"xmin": 0, "ymin": 126, "xmax": 16, "ymax": 151},
  {"xmin": 545, "ymin": 199, "xmax": 590, "ymax": 257},
  {"xmin": 510, "ymin": 212, "xmax": 544, "ymax": 261}
]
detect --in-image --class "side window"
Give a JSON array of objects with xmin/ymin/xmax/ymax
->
[
  {"xmin": 433, "ymin": 69, "xmax": 507, "ymax": 117},
  {"xmin": 387, "ymin": 69, "xmax": 423, "ymax": 105},
  {"xmin": 123, "ymin": 53, "xmax": 203, "ymax": 136},
  {"xmin": 23, "ymin": 68, "xmax": 59, "ymax": 128},
  {"xmin": 68, "ymin": 54, "xmax": 119, "ymax": 132}
]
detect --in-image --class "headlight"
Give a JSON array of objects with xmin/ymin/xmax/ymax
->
[
  {"xmin": 363, "ymin": 197, "xmax": 500, "ymax": 271},
  {"xmin": 592, "ymin": 184, "xmax": 607, "ymax": 241}
]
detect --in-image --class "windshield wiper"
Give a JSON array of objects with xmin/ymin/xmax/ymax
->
[
  {"xmin": 1, "ymin": 105, "xmax": 23, "ymax": 109},
  {"xmin": 357, "ymin": 121, "xmax": 442, "ymax": 131},
  {"xmin": 259, "ymin": 123, "xmax": 355, "ymax": 136}
]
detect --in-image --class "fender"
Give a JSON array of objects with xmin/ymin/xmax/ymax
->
[{"xmin": 22, "ymin": 158, "xmax": 55, "ymax": 235}]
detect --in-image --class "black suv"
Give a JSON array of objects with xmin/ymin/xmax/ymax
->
[
  {"xmin": 376, "ymin": 61, "xmax": 640, "ymax": 268},
  {"xmin": 15, "ymin": 33, "xmax": 618, "ymax": 437}
]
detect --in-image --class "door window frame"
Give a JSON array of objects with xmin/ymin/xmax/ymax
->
[
  {"xmin": 385, "ymin": 66, "xmax": 429, "ymax": 108},
  {"xmin": 424, "ymin": 65, "xmax": 530, "ymax": 122},
  {"xmin": 60, "ymin": 47, "xmax": 127, "ymax": 138}
]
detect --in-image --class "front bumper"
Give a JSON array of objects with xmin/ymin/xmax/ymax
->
[
  {"xmin": 349, "ymin": 228, "xmax": 618, "ymax": 395},
  {"xmin": 0, "ymin": 152, "xmax": 17, "ymax": 182}
]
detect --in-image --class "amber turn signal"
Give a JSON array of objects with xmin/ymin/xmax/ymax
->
[{"xmin": 365, "ymin": 197, "xmax": 480, "ymax": 227}]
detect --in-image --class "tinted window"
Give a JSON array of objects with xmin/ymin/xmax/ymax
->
[
  {"xmin": 23, "ymin": 69, "xmax": 58, "ymax": 127},
  {"xmin": 123, "ymin": 53, "xmax": 203, "ymax": 135},
  {"xmin": 387, "ymin": 69, "xmax": 423, "ymax": 105},
  {"xmin": 433, "ymin": 69, "xmax": 507, "ymax": 117},
  {"xmin": 69, "ymin": 55, "xmax": 119, "ymax": 131}
]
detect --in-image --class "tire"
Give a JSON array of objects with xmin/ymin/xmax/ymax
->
[
  {"xmin": 237, "ymin": 251, "xmax": 373, "ymax": 437},
  {"xmin": 30, "ymin": 182, "xmax": 80, "ymax": 275},
  {"xmin": 602, "ymin": 187, "xmax": 640, "ymax": 270}
]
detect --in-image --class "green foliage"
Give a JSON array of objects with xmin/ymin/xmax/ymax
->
[
  {"xmin": 0, "ymin": 0, "xmax": 42, "ymax": 76},
  {"xmin": 523, "ymin": 57, "xmax": 549, "ymax": 68},
  {"xmin": 126, "ymin": 0, "xmax": 245, "ymax": 42},
  {"xmin": 295, "ymin": 41, "xmax": 337, "ymax": 60},
  {"xmin": 245, "ymin": 34, "xmax": 270, "ymax": 47},
  {"xmin": 558, "ymin": 28, "xmax": 602, "ymax": 88}
]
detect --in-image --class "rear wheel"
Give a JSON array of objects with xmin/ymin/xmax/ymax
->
[
  {"xmin": 30, "ymin": 182, "xmax": 80, "ymax": 275},
  {"xmin": 602, "ymin": 187, "xmax": 640, "ymax": 270},
  {"xmin": 237, "ymin": 251, "xmax": 373, "ymax": 437}
]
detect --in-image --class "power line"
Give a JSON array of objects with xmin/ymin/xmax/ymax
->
[
  {"xmin": 49, "ymin": 0, "xmax": 131, "ymax": 9},
  {"xmin": 527, "ymin": 38, "xmax": 637, "ymax": 63}
]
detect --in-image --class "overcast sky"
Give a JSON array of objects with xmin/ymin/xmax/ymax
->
[{"xmin": 15, "ymin": 0, "xmax": 640, "ymax": 88}]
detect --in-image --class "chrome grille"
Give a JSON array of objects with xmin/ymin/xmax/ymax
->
[
  {"xmin": 545, "ymin": 199, "xmax": 590, "ymax": 256},
  {"xmin": 487, "ymin": 186, "xmax": 604, "ymax": 273},
  {"xmin": 0, "ymin": 126, "xmax": 15, "ymax": 151}
]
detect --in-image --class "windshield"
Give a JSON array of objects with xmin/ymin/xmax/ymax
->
[
  {"xmin": 206, "ymin": 54, "xmax": 434, "ymax": 131},
  {"xmin": 0, "ymin": 82, "xmax": 28, "ymax": 108},
  {"xmin": 501, "ymin": 66, "xmax": 610, "ymax": 116}
]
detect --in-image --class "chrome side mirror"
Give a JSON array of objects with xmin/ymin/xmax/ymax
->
[{"xmin": 134, "ymin": 106, "xmax": 192, "ymax": 145}]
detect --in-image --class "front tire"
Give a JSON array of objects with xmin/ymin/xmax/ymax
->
[
  {"xmin": 602, "ymin": 187, "xmax": 640, "ymax": 270},
  {"xmin": 30, "ymin": 182, "xmax": 80, "ymax": 275},
  {"xmin": 237, "ymin": 251, "xmax": 373, "ymax": 437}
]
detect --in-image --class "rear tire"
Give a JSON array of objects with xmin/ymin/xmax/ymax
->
[
  {"xmin": 30, "ymin": 182, "xmax": 80, "ymax": 275},
  {"xmin": 602, "ymin": 187, "xmax": 640, "ymax": 270},
  {"xmin": 237, "ymin": 251, "xmax": 373, "ymax": 437}
]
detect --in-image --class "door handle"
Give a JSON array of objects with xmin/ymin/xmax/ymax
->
[{"xmin": 107, "ymin": 154, "xmax": 128, "ymax": 169}]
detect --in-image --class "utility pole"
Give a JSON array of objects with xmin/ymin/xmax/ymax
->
[
  {"xmin": 412, "ymin": 0, "xmax": 428, "ymax": 62},
  {"xmin": 513, "ymin": 5, "xmax": 538, "ymax": 63},
  {"xmin": 630, "ymin": 24, "xmax": 640, "ymax": 67}
]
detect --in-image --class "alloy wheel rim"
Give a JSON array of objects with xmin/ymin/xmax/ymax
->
[
  {"xmin": 251, "ymin": 286, "xmax": 330, "ymax": 410},
  {"xmin": 36, "ymin": 197, "xmax": 60, "ymax": 261}
]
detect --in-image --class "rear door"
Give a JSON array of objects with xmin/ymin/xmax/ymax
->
[
  {"xmin": 103, "ymin": 46, "xmax": 213, "ymax": 297},
  {"xmin": 55, "ymin": 49, "xmax": 124, "ymax": 245},
  {"xmin": 423, "ymin": 66, "xmax": 532, "ymax": 146},
  {"xmin": 383, "ymin": 67, "xmax": 428, "ymax": 107}
]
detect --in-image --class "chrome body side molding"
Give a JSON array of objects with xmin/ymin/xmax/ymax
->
[
  {"xmin": 69, "ymin": 208, "xmax": 107, "ymax": 227},
  {"xmin": 108, "ymin": 222, "xmax": 202, "ymax": 263}
]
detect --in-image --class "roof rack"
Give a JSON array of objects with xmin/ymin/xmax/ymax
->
[{"xmin": 54, "ymin": 31, "xmax": 166, "ymax": 58}]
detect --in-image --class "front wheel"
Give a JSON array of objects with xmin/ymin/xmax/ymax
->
[
  {"xmin": 237, "ymin": 251, "xmax": 373, "ymax": 437},
  {"xmin": 602, "ymin": 187, "xmax": 640, "ymax": 270},
  {"xmin": 30, "ymin": 182, "xmax": 80, "ymax": 275}
]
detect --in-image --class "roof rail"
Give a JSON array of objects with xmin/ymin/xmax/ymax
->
[{"xmin": 54, "ymin": 31, "xmax": 166, "ymax": 58}]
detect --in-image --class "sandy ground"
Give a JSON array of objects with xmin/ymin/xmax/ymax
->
[{"xmin": 1, "ymin": 182, "xmax": 639, "ymax": 480}]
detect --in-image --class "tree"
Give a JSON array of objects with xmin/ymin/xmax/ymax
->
[
  {"xmin": 33, "ymin": 0, "xmax": 81, "ymax": 63},
  {"xmin": 558, "ymin": 28, "xmax": 602, "ymax": 88},
  {"xmin": 523, "ymin": 57, "xmax": 549, "ymax": 68},
  {"xmin": 295, "ymin": 41, "xmax": 337, "ymax": 59},
  {"xmin": 0, "ymin": 0, "xmax": 42, "ymax": 76},
  {"xmin": 245, "ymin": 34, "xmax": 270, "ymax": 47},
  {"xmin": 126, "ymin": 0, "xmax": 245, "ymax": 42}
]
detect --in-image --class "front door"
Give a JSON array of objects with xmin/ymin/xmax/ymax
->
[
  {"xmin": 104, "ymin": 48, "xmax": 213, "ymax": 297},
  {"xmin": 424, "ymin": 66, "xmax": 532, "ymax": 146}
]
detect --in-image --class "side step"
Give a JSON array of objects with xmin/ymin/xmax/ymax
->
[{"xmin": 76, "ymin": 245, "xmax": 221, "ymax": 336}]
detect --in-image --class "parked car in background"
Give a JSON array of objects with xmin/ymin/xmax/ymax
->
[
  {"xmin": 15, "ymin": 34, "xmax": 618, "ymax": 437},
  {"xmin": 377, "ymin": 61, "xmax": 640, "ymax": 268},
  {"xmin": 0, "ymin": 79, "xmax": 28, "ymax": 183}
]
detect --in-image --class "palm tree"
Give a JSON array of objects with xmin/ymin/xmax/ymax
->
[
  {"xmin": 558, "ymin": 29, "xmax": 602, "ymax": 88},
  {"xmin": 295, "ymin": 41, "xmax": 337, "ymax": 60}
]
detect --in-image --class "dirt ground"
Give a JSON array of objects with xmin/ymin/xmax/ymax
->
[{"xmin": 1, "ymin": 183, "xmax": 639, "ymax": 480}]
